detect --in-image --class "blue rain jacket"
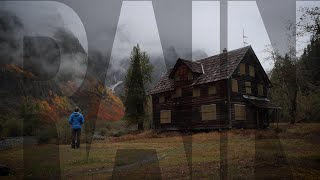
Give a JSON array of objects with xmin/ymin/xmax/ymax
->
[{"xmin": 68, "ymin": 112, "xmax": 85, "ymax": 129}]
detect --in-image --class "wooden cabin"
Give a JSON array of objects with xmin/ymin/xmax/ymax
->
[{"xmin": 148, "ymin": 46, "xmax": 281, "ymax": 130}]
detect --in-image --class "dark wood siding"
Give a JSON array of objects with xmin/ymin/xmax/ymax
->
[
  {"xmin": 152, "ymin": 80, "xmax": 229, "ymax": 130},
  {"xmin": 229, "ymin": 52, "xmax": 271, "ymax": 128},
  {"xmin": 151, "ymin": 49, "xmax": 272, "ymax": 130},
  {"xmin": 232, "ymin": 52, "xmax": 269, "ymax": 98}
]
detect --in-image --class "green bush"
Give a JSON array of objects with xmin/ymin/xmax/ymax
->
[
  {"xmin": 99, "ymin": 128, "xmax": 107, "ymax": 136},
  {"xmin": 56, "ymin": 118, "xmax": 72, "ymax": 144},
  {"xmin": 1, "ymin": 116, "xmax": 22, "ymax": 137},
  {"xmin": 111, "ymin": 129, "xmax": 127, "ymax": 137},
  {"xmin": 297, "ymin": 92, "xmax": 320, "ymax": 122},
  {"xmin": 36, "ymin": 125, "xmax": 58, "ymax": 144}
]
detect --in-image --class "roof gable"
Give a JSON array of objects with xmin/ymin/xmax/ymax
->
[
  {"xmin": 192, "ymin": 46, "xmax": 250, "ymax": 84},
  {"xmin": 148, "ymin": 46, "xmax": 270, "ymax": 95},
  {"xmin": 168, "ymin": 58, "xmax": 203, "ymax": 78},
  {"xmin": 245, "ymin": 48, "xmax": 272, "ymax": 86}
]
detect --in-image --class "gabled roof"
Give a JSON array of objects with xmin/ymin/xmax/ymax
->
[
  {"xmin": 193, "ymin": 46, "xmax": 250, "ymax": 84},
  {"xmin": 149, "ymin": 46, "xmax": 268, "ymax": 95},
  {"xmin": 168, "ymin": 59, "xmax": 203, "ymax": 78},
  {"xmin": 149, "ymin": 68, "xmax": 175, "ymax": 94}
]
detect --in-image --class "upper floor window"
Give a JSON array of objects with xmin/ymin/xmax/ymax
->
[
  {"xmin": 232, "ymin": 79, "xmax": 238, "ymax": 92},
  {"xmin": 175, "ymin": 65, "xmax": 189, "ymax": 81},
  {"xmin": 258, "ymin": 84, "xmax": 264, "ymax": 96},
  {"xmin": 174, "ymin": 74, "xmax": 180, "ymax": 81},
  {"xmin": 208, "ymin": 84, "xmax": 217, "ymax": 95},
  {"xmin": 249, "ymin": 65, "xmax": 255, "ymax": 77},
  {"xmin": 188, "ymin": 71, "xmax": 193, "ymax": 80},
  {"xmin": 239, "ymin": 63, "xmax": 246, "ymax": 75},
  {"xmin": 193, "ymin": 87, "xmax": 200, "ymax": 97},
  {"xmin": 245, "ymin": 82, "xmax": 252, "ymax": 94},
  {"xmin": 174, "ymin": 87, "xmax": 182, "ymax": 97},
  {"xmin": 159, "ymin": 95, "xmax": 165, "ymax": 103}
]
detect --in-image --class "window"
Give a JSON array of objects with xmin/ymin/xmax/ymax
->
[
  {"xmin": 188, "ymin": 71, "xmax": 193, "ymax": 80},
  {"xmin": 239, "ymin": 63, "xmax": 246, "ymax": 75},
  {"xmin": 176, "ymin": 65, "xmax": 188, "ymax": 81},
  {"xmin": 245, "ymin": 82, "xmax": 252, "ymax": 94},
  {"xmin": 258, "ymin": 84, "xmax": 264, "ymax": 96},
  {"xmin": 234, "ymin": 104, "xmax": 246, "ymax": 120},
  {"xmin": 159, "ymin": 95, "xmax": 165, "ymax": 103},
  {"xmin": 193, "ymin": 87, "xmax": 200, "ymax": 97},
  {"xmin": 174, "ymin": 74, "xmax": 180, "ymax": 81},
  {"xmin": 201, "ymin": 104, "xmax": 217, "ymax": 121},
  {"xmin": 208, "ymin": 84, "xmax": 217, "ymax": 94},
  {"xmin": 249, "ymin": 65, "xmax": 255, "ymax": 77},
  {"xmin": 160, "ymin": 110, "xmax": 171, "ymax": 124},
  {"xmin": 232, "ymin": 79, "xmax": 238, "ymax": 92},
  {"xmin": 174, "ymin": 88, "xmax": 182, "ymax": 97}
]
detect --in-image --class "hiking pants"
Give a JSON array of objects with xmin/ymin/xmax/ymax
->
[{"xmin": 71, "ymin": 128, "xmax": 81, "ymax": 148}]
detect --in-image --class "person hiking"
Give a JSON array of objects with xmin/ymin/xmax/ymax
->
[{"xmin": 68, "ymin": 107, "xmax": 85, "ymax": 148}]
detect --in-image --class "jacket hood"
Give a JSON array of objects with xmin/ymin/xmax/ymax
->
[{"xmin": 73, "ymin": 112, "xmax": 80, "ymax": 116}]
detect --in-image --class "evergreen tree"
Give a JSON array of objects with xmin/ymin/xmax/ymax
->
[
  {"xmin": 298, "ymin": 6, "xmax": 320, "ymax": 91},
  {"xmin": 123, "ymin": 44, "xmax": 153, "ymax": 130}
]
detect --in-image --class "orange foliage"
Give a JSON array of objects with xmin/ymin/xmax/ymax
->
[
  {"xmin": 2, "ymin": 64, "xmax": 34, "ymax": 78},
  {"xmin": 58, "ymin": 80, "xmax": 78, "ymax": 95},
  {"xmin": 81, "ymin": 89, "xmax": 124, "ymax": 122},
  {"xmin": 106, "ymin": 89, "xmax": 124, "ymax": 108},
  {"xmin": 37, "ymin": 100, "xmax": 59, "ymax": 122},
  {"xmin": 30, "ymin": 94, "xmax": 72, "ymax": 123},
  {"xmin": 51, "ymin": 94, "xmax": 71, "ymax": 113}
]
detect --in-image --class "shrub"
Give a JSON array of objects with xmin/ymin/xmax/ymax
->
[
  {"xmin": 56, "ymin": 118, "xmax": 72, "ymax": 144},
  {"xmin": 36, "ymin": 125, "xmax": 57, "ymax": 144},
  {"xmin": 99, "ymin": 128, "xmax": 107, "ymax": 136},
  {"xmin": 111, "ymin": 129, "xmax": 128, "ymax": 137},
  {"xmin": 2, "ymin": 117, "xmax": 22, "ymax": 137}
]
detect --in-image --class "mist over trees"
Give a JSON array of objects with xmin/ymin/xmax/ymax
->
[
  {"xmin": 0, "ymin": 11, "xmax": 24, "ymax": 65},
  {"xmin": 269, "ymin": 6, "xmax": 320, "ymax": 123}
]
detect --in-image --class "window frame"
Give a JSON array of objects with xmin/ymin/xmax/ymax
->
[
  {"xmin": 201, "ymin": 104, "xmax": 217, "ymax": 121},
  {"xmin": 159, "ymin": 95, "xmax": 165, "ymax": 104},
  {"xmin": 234, "ymin": 104, "xmax": 246, "ymax": 121},
  {"xmin": 258, "ymin": 84, "xmax": 264, "ymax": 96},
  {"xmin": 160, "ymin": 110, "xmax": 171, "ymax": 124},
  {"xmin": 249, "ymin": 65, "xmax": 255, "ymax": 77},
  {"xmin": 240, "ymin": 63, "xmax": 246, "ymax": 75},
  {"xmin": 174, "ymin": 74, "xmax": 180, "ymax": 81},
  {"xmin": 231, "ymin": 79, "xmax": 238, "ymax": 92},
  {"xmin": 245, "ymin": 82, "xmax": 252, "ymax": 94},
  {"xmin": 174, "ymin": 87, "xmax": 182, "ymax": 98},
  {"xmin": 193, "ymin": 87, "xmax": 200, "ymax": 97},
  {"xmin": 208, "ymin": 84, "xmax": 217, "ymax": 95},
  {"xmin": 188, "ymin": 71, "xmax": 193, "ymax": 80}
]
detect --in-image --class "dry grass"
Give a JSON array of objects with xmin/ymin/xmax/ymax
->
[
  {"xmin": 0, "ymin": 123, "xmax": 319, "ymax": 179},
  {"xmin": 106, "ymin": 130, "xmax": 182, "ymax": 143}
]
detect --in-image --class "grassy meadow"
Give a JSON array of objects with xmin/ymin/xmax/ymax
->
[{"xmin": 0, "ymin": 123, "xmax": 319, "ymax": 179}]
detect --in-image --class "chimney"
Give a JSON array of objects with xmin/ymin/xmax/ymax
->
[
  {"xmin": 219, "ymin": 48, "xmax": 228, "ymax": 77},
  {"xmin": 223, "ymin": 48, "xmax": 227, "ymax": 53}
]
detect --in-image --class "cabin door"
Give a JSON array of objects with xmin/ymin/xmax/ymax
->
[
  {"xmin": 256, "ymin": 109, "xmax": 268, "ymax": 129},
  {"xmin": 256, "ymin": 109, "xmax": 263, "ymax": 129}
]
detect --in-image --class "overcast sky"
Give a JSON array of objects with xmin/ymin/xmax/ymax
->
[{"xmin": 2, "ymin": 1, "xmax": 319, "ymax": 73}]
